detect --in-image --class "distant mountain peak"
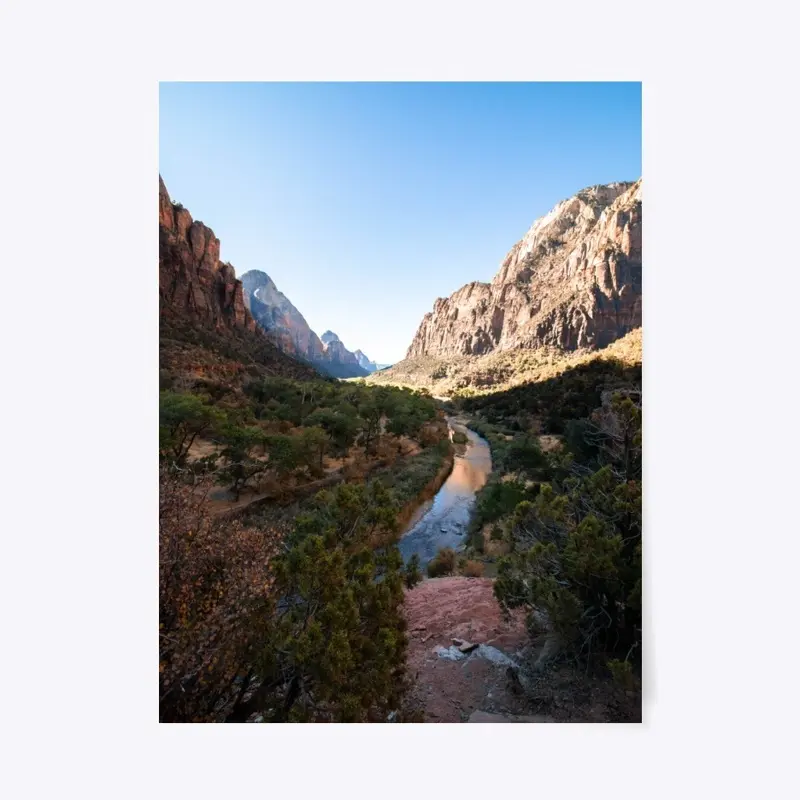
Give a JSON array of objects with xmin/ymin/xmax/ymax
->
[
  {"xmin": 353, "ymin": 349, "xmax": 374, "ymax": 372},
  {"xmin": 352, "ymin": 349, "xmax": 393, "ymax": 374},
  {"xmin": 242, "ymin": 269, "xmax": 269, "ymax": 282},
  {"xmin": 237, "ymin": 280, "xmax": 367, "ymax": 378}
]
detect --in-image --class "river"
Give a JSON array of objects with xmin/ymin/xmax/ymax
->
[{"xmin": 398, "ymin": 417, "xmax": 492, "ymax": 567}]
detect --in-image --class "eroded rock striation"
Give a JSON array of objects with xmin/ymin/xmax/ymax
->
[
  {"xmin": 241, "ymin": 270, "xmax": 326, "ymax": 361},
  {"xmin": 407, "ymin": 180, "xmax": 642, "ymax": 358},
  {"xmin": 159, "ymin": 176, "xmax": 256, "ymax": 334},
  {"xmin": 159, "ymin": 176, "xmax": 319, "ymax": 383},
  {"xmin": 238, "ymin": 269, "xmax": 368, "ymax": 379},
  {"xmin": 319, "ymin": 331, "xmax": 367, "ymax": 378}
]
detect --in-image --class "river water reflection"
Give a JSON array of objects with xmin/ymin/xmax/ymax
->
[{"xmin": 398, "ymin": 418, "xmax": 491, "ymax": 568}]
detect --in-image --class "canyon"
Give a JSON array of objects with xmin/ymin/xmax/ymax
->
[
  {"xmin": 159, "ymin": 176, "xmax": 318, "ymax": 384},
  {"xmin": 159, "ymin": 173, "xmax": 642, "ymax": 724},
  {"xmin": 354, "ymin": 350, "xmax": 392, "ymax": 374}
]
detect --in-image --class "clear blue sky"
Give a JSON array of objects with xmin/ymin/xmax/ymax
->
[{"xmin": 159, "ymin": 83, "xmax": 641, "ymax": 364}]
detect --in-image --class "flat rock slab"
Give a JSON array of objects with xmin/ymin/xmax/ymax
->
[
  {"xmin": 468, "ymin": 711, "xmax": 554, "ymax": 724},
  {"xmin": 405, "ymin": 577, "xmax": 531, "ymax": 723}
]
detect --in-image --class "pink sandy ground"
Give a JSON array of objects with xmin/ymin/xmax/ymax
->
[{"xmin": 404, "ymin": 577, "xmax": 535, "ymax": 723}]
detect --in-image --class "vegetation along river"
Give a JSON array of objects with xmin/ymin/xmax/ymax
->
[{"xmin": 399, "ymin": 417, "xmax": 491, "ymax": 568}]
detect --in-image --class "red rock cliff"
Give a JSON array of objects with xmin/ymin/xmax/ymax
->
[
  {"xmin": 407, "ymin": 180, "xmax": 642, "ymax": 357},
  {"xmin": 159, "ymin": 176, "xmax": 256, "ymax": 334}
]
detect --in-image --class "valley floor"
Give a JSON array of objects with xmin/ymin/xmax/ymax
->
[{"xmin": 184, "ymin": 430, "xmax": 425, "ymax": 518}]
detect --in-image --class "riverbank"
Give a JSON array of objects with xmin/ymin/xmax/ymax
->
[
  {"xmin": 398, "ymin": 417, "xmax": 492, "ymax": 568},
  {"xmin": 207, "ymin": 425, "xmax": 452, "ymax": 523},
  {"xmin": 394, "ymin": 448, "xmax": 455, "ymax": 533}
]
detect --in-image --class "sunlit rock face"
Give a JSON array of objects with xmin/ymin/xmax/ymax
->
[
  {"xmin": 319, "ymin": 331, "xmax": 367, "ymax": 377},
  {"xmin": 159, "ymin": 176, "xmax": 256, "ymax": 334},
  {"xmin": 238, "ymin": 273, "xmax": 368, "ymax": 379},
  {"xmin": 354, "ymin": 349, "xmax": 392, "ymax": 373},
  {"xmin": 159, "ymin": 175, "xmax": 368, "ymax": 379},
  {"xmin": 241, "ymin": 270, "xmax": 326, "ymax": 361},
  {"xmin": 407, "ymin": 180, "xmax": 642, "ymax": 357},
  {"xmin": 354, "ymin": 349, "xmax": 375, "ymax": 372}
]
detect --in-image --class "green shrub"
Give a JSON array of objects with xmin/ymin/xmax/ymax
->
[
  {"xmin": 471, "ymin": 479, "xmax": 530, "ymax": 531},
  {"xmin": 404, "ymin": 554, "xmax": 422, "ymax": 589},
  {"xmin": 494, "ymin": 393, "xmax": 641, "ymax": 666},
  {"xmin": 427, "ymin": 547, "xmax": 457, "ymax": 577},
  {"xmin": 159, "ymin": 390, "xmax": 226, "ymax": 465},
  {"xmin": 607, "ymin": 659, "xmax": 636, "ymax": 690},
  {"xmin": 505, "ymin": 435, "xmax": 547, "ymax": 476}
]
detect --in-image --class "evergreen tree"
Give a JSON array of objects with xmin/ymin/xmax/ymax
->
[
  {"xmin": 404, "ymin": 554, "xmax": 422, "ymax": 589},
  {"xmin": 494, "ymin": 391, "xmax": 642, "ymax": 667}
]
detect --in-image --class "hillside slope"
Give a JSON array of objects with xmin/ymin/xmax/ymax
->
[{"xmin": 366, "ymin": 328, "xmax": 642, "ymax": 397}]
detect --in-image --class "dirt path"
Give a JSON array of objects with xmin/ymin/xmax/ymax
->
[
  {"xmin": 195, "ymin": 433, "xmax": 425, "ymax": 519},
  {"xmin": 207, "ymin": 472, "xmax": 345, "ymax": 517},
  {"xmin": 404, "ymin": 577, "xmax": 545, "ymax": 722}
]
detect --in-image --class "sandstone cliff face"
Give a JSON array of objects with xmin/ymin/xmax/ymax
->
[
  {"xmin": 240, "ymin": 270, "xmax": 326, "ymax": 362},
  {"xmin": 319, "ymin": 331, "xmax": 368, "ymax": 377},
  {"xmin": 159, "ymin": 176, "xmax": 255, "ymax": 334},
  {"xmin": 354, "ymin": 349, "xmax": 373, "ymax": 372},
  {"xmin": 407, "ymin": 180, "xmax": 642, "ymax": 358},
  {"xmin": 159, "ymin": 176, "xmax": 320, "ymax": 384},
  {"xmin": 353, "ymin": 350, "xmax": 393, "ymax": 373},
  {"xmin": 238, "ymin": 270, "xmax": 368, "ymax": 378}
]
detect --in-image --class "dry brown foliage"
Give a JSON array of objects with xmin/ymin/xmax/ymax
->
[
  {"xmin": 460, "ymin": 560, "xmax": 485, "ymax": 578},
  {"xmin": 159, "ymin": 468, "xmax": 282, "ymax": 721}
]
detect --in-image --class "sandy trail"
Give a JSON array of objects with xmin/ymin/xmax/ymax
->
[{"xmin": 404, "ymin": 577, "xmax": 535, "ymax": 722}]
